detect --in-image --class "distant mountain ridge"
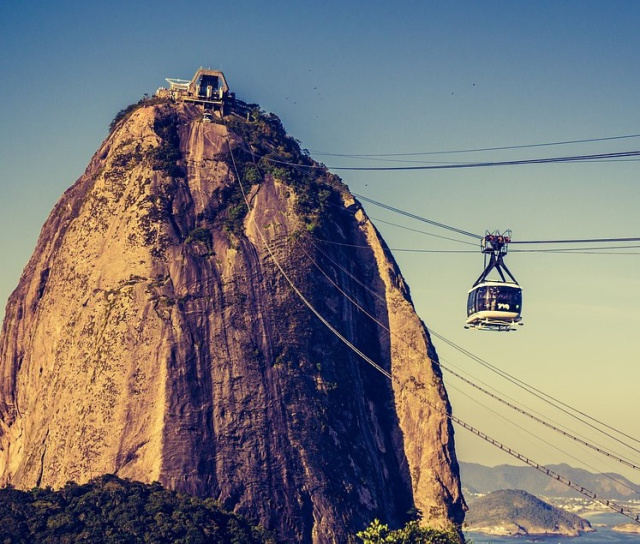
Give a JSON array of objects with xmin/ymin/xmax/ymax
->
[{"xmin": 460, "ymin": 462, "xmax": 640, "ymax": 499}]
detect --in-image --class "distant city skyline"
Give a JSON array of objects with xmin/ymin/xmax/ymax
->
[{"xmin": 1, "ymin": 0, "xmax": 639, "ymax": 488}]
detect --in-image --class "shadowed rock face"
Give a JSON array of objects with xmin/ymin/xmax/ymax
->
[{"xmin": 0, "ymin": 101, "xmax": 465, "ymax": 542}]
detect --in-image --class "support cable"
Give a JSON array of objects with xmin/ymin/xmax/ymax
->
[
  {"xmin": 430, "ymin": 330, "xmax": 640, "ymax": 454},
  {"xmin": 443, "ymin": 379, "xmax": 635, "ymax": 490},
  {"xmin": 353, "ymin": 194, "xmax": 482, "ymax": 239},
  {"xmin": 512, "ymin": 238, "xmax": 640, "ymax": 245},
  {"xmin": 267, "ymin": 149, "xmax": 640, "ymax": 171},
  {"xmin": 357, "ymin": 213, "xmax": 478, "ymax": 247},
  {"xmin": 355, "ymin": 194, "xmax": 640, "ymax": 246},
  {"xmin": 321, "ymin": 202, "xmax": 640, "ymax": 254},
  {"xmin": 255, "ymin": 145, "xmax": 640, "ymax": 248},
  {"xmin": 313, "ymin": 237, "xmax": 640, "ymax": 255},
  {"xmin": 309, "ymin": 133, "xmax": 640, "ymax": 158},
  {"xmin": 442, "ymin": 364, "xmax": 640, "ymax": 471}
]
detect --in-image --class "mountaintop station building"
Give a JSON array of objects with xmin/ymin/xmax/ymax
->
[{"xmin": 157, "ymin": 68, "xmax": 235, "ymax": 116}]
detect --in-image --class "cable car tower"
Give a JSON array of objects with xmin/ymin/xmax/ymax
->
[{"xmin": 466, "ymin": 230, "xmax": 523, "ymax": 331}]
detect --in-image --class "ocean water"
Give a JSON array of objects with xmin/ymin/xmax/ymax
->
[{"xmin": 464, "ymin": 513, "xmax": 640, "ymax": 543}]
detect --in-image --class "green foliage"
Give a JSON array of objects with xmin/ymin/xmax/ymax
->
[
  {"xmin": 357, "ymin": 519, "xmax": 462, "ymax": 544},
  {"xmin": 109, "ymin": 96, "xmax": 165, "ymax": 133},
  {"xmin": 224, "ymin": 203, "xmax": 248, "ymax": 235},
  {"xmin": 149, "ymin": 110, "xmax": 185, "ymax": 178},
  {"xmin": 223, "ymin": 108, "xmax": 343, "ymax": 232},
  {"xmin": 0, "ymin": 475, "xmax": 274, "ymax": 543},
  {"xmin": 185, "ymin": 227, "xmax": 213, "ymax": 249},
  {"xmin": 199, "ymin": 182, "xmax": 249, "ymax": 238},
  {"xmin": 110, "ymin": 103, "xmax": 141, "ymax": 133},
  {"xmin": 109, "ymin": 98, "xmax": 183, "ymax": 178},
  {"xmin": 243, "ymin": 164, "xmax": 262, "ymax": 184}
]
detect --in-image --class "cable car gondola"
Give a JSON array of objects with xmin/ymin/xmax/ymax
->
[{"xmin": 466, "ymin": 231, "xmax": 523, "ymax": 331}]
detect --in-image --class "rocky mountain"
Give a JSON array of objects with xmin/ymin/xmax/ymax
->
[
  {"xmin": 465, "ymin": 489, "xmax": 593, "ymax": 537},
  {"xmin": 460, "ymin": 462, "xmax": 640, "ymax": 499},
  {"xmin": 0, "ymin": 97, "xmax": 465, "ymax": 542}
]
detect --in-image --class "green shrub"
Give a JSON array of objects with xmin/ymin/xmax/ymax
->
[
  {"xmin": 357, "ymin": 519, "xmax": 463, "ymax": 544},
  {"xmin": 109, "ymin": 96, "xmax": 165, "ymax": 133},
  {"xmin": 149, "ymin": 111, "xmax": 185, "ymax": 178},
  {"xmin": 223, "ymin": 108, "xmax": 344, "ymax": 233},
  {"xmin": 185, "ymin": 227, "xmax": 213, "ymax": 248},
  {"xmin": 0, "ymin": 475, "xmax": 274, "ymax": 543}
]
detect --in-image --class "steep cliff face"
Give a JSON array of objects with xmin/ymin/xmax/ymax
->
[{"xmin": 0, "ymin": 100, "xmax": 465, "ymax": 542}]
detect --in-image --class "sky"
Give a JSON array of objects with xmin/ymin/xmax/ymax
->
[{"xmin": 1, "ymin": 1, "xmax": 639, "ymax": 489}]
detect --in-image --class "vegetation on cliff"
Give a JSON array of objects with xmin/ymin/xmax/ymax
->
[
  {"xmin": 111, "ymin": 95, "xmax": 345, "ymax": 236},
  {"xmin": 149, "ymin": 111, "xmax": 185, "ymax": 179},
  {"xmin": 0, "ymin": 475, "xmax": 273, "ymax": 543},
  {"xmin": 109, "ymin": 96, "xmax": 168, "ymax": 133},
  {"xmin": 356, "ymin": 518, "xmax": 462, "ymax": 543},
  {"xmin": 221, "ymin": 107, "xmax": 345, "ymax": 235},
  {"xmin": 110, "ymin": 98, "xmax": 343, "ymax": 238}
]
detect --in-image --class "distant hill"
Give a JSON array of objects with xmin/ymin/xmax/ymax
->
[
  {"xmin": 460, "ymin": 462, "xmax": 640, "ymax": 499},
  {"xmin": 465, "ymin": 489, "xmax": 593, "ymax": 537}
]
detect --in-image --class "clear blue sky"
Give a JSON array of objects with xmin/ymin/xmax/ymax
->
[{"xmin": 1, "ymin": 1, "xmax": 639, "ymax": 484}]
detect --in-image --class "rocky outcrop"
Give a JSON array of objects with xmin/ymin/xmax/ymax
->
[
  {"xmin": 0, "ymin": 99, "xmax": 465, "ymax": 542},
  {"xmin": 612, "ymin": 523, "xmax": 640, "ymax": 533}
]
